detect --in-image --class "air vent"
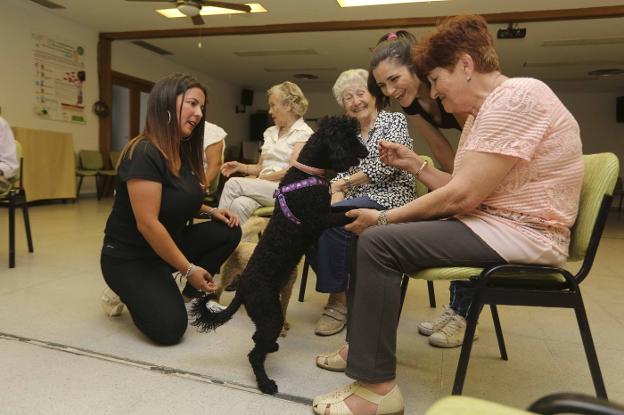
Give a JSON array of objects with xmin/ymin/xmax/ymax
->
[
  {"xmin": 29, "ymin": 0, "xmax": 65, "ymax": 8},
  {"xmin": 293, "ymin": 73, "xmax": 319, "ymax": 80},
  {"xmin": 523, "ymin": 60, "xmax": 624, "ymax": 68},
  {"xmin": 131, "ymin": 41, "xmax": 173, "ymax": 56},
  {"xmin": 588, "ymin": 68, "xmax": 624, "ymax": 77},
  {"xmin": 235, "ymin": 49, "xmax": 318, "ymax": 57},
  {"xmin": 264, "ymin": 67, "xmax": 335, "ymax": 73},
  {"xmin": 542, "ymin": 37, "xmax": 624, "ymax": 47}
]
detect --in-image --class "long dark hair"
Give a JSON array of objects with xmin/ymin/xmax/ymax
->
[
  {"xmin": 367, "ymin": 30, "xmax": 417, "ymax": 110},
  {"xmin": 121, "ymin": 73, "xmax": 207, "ymax": 185}
]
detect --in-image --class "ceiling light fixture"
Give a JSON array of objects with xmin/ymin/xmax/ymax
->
[
  {"xmin": 337, "ymin": 0, "xmax": 448, "ymax": 7},
  {"xmin": 157, "ymin": 3, "xmax": 266, "ymax": 18}
]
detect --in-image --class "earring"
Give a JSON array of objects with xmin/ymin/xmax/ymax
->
[
  {"xmin": 167, "ymin": 110, "xmax": 172, "ymax": 124},
  {"xmin": 466, "ymin": 76, "xmax": 472, "ymax": 82}
]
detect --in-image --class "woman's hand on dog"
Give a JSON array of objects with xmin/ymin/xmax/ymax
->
[
  {"xmin": 212, "ymin": 208, "xmax": 240, "ymax": 228},
  {"xmin": 344, "ymin": 208, "xmax": 380, "ymax": 235},
  {"xmin": 187, "ymin": 266, "xmax": 217, "ymax": 293}
]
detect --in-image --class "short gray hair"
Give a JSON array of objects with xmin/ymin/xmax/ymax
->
[
  {"xmin": 332, "ymin": 69, "xmax": 369, "ymax": 107},
  {"xmin": 267, "ymin": 81, "xmax": 309, "ymax": 117}
]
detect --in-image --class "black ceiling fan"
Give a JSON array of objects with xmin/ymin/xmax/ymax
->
[{"xmin": 126, "ymin": 0, "xmax": 252, "ymax": 25}]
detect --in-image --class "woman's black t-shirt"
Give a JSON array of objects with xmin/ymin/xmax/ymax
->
[
  {"xmin": 102, "ymin": 139, "xmax": 204, "ymax": 259},
  {"xmin": 401, "ymin": 97, "xmax": 461, "ymax": 131}
]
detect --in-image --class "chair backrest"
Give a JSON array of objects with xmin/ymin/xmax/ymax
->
[
  {"xmin": 79, "ymin": 150, "xmax": 104, "ymax": 170},
  {"xmin": 110, "ymin": 151, "xmax": 121, "ymax": 170},
  {"xmin": 569, "ymin": 153, "xmax": 620, "ymax": 261},
  {"xmin": 415, "ymin": 155, "xmax": 434, "ymax": 197}
]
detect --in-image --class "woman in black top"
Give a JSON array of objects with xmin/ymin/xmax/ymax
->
[
  {"xmin": 100, "ymin": 73, "xmax": 241, "ymax": 345},
  {"xmin": 368, "ymin": 31, "xmax": 466, "ymax": 173}
]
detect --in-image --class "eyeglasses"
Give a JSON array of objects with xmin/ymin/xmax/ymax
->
[{"xmin": 342, "ymin": 90, "xmax": 367, "ymax": 104}]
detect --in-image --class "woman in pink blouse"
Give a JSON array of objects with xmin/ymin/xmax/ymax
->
[{"xmin": 312, "ymin": 14, "xmax": 583, "ymax": 415}]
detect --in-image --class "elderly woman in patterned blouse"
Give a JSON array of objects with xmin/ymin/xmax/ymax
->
[{"xmin": 309, "ymin": 68, "xmax": 415, "ymax": 337}]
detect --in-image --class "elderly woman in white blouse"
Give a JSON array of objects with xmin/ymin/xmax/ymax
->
[
  {"xmin": 218, "ymin": 81, "xmax": 313, "ymax": 224},
  {"xmin": 310, "ymin": 69, "xmax": 415, "ymax": 338}
]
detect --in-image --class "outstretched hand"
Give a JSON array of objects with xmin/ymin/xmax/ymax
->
[
  {"xmin": 212, "ymin": 208, "xmax": 240, "ymax": 228},
  {"xmin": 344, "ymin": 208, "xmax": 380, "ymax": 235},
  {"xmin": 187, "ymin": 266, "xmax": 217, "ymax": 293},
  {"xmin": 379, "ymin": 140, "xmax": 418, "ymax": 172},
  {"xmin": 221, "ymin": 161, "xmax": 242, "ymax": 177}
]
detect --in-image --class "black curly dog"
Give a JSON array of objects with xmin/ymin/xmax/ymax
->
[{"xmin": 191, "ymin": 115, "xmax": 368, "ymax": 394}]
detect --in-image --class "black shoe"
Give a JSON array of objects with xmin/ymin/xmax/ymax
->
[{"xmin": 225, "ymin": 274, "xmax": 241, "ymax": 291}]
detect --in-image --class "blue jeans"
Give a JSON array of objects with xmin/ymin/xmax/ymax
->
[{"xmin": 309, "ymin": 196, "xmax": 385, "ymax": 293}]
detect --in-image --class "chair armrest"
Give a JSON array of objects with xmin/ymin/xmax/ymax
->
[{"xmin": 528, "ymin": 393, "xmax": 624, "ymax": 415}]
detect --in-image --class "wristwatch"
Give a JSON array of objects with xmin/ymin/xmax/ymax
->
[{"xmin": 377, "ymin": 210, "xmax": 389, "ymax": 225}]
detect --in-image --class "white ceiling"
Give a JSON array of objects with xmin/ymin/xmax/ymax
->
[{"xmin": 31, "ymin": 0, "xmax": 624, "ymax": 92}]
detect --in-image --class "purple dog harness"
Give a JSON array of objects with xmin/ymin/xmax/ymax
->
[{"xmin": 273, "ymin": 177, "xmax": 329, "ymax": 225}]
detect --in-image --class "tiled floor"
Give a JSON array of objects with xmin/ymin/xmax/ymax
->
[{"xmin": 1, "ymin": 199, "xmax": 623, "ymax": 414}]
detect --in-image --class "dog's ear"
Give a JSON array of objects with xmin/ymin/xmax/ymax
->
[{"xmin": 316, "ymin": 115, "xmax": 368, "ymax": 172}]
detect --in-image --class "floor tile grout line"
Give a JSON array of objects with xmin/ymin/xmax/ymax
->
[{"xmin": 0, "ymin": 331, "xmax": 312, "ymax": 406}]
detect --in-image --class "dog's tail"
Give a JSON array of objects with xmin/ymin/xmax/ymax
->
[{"xmin": 190, "ymin": 291, "xmax": 243, "ymax": 332}]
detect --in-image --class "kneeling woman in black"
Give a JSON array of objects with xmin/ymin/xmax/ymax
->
[
  {"xmin": 368, "ymin": 30, "xmax": 465, "ymax": 173},
  {"xmin": 100, "ymin": 73, "xmax": 241, "ymax": 345}
]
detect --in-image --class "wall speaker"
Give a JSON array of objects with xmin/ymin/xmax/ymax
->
[
  {"xmin": 617, "ymin": 96, "xmax": 624, "ymax": 123},
  {"xmin": 241, "ymin": 88, "xmax": 254, "ymax": 106},
  {"xmin": 250, "ymin": 113, "xmax": 270, "ymax": 141}
]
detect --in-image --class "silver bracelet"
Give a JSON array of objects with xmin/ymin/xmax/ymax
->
[{"xmin": 182, "ymin": 263, "xmax": 196, "ymax": 279}]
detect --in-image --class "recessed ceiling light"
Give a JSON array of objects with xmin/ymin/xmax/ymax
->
[
  {"xmin": 337, "ymin": 0, "xmax": 448, "ymax": 7},
  {"xmin": 157, "ymin": 3, "xmax": 266, "ymax": 18}
]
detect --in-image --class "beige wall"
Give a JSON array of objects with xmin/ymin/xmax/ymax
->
[{"xmin": 0, "ymin": 0, "xmax": 248, "ymax": 194}]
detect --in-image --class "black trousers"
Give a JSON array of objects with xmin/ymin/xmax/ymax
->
[{"xmin": 101, "ymin": 221, "xmax": 241, "ymax": 345}]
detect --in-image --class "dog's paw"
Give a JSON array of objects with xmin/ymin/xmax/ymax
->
[
  {"xmin": 258, "ymin": 378, "xmax": 278, "ymax": 395},
  {"xmin": 279, "ymin": 322, "xmax": 290, "ymax": 337}
]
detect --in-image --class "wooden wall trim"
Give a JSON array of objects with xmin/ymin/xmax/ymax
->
[
  {"xmin": 97, "ymin": 37, "xmax": 112, "ymax": 160},
  {"xmin": 112, "ymin": 71, "xmax": 154, "ymax": 92},
  {"xmin": 100, "ymin": 6, "xmax": 624, "ymax": 40}
]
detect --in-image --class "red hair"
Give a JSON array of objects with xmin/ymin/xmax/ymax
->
[{"xmin": 412, "ymin": 14, "xmax": 500, "ymax": 79}]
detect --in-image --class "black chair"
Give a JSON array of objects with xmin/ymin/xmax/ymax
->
[{"xmin": 0, "ymin": 142, "xmax": 34, "ymax": 268}]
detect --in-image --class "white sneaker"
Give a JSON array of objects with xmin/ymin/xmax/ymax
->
[
  {"xmin": 418, "ymin": 305, "xmax": 456, "ymax": 336},
  {"xmin": 101, "ymin": 287, "xmax": 124, "ymax": 317},
  {"xmin": 428, "ymin": 314, "xmax": 479, "ymax": 348}
]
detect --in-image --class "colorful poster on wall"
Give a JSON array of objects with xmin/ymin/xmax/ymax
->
[{"xmin": 32, "ymin": 33, "xmax": 86, "ymax": 124}]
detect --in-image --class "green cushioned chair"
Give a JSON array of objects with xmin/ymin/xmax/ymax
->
[
  {"xmin": 401, "ymin": 153, "xmax": 619, "ymax": 398},
  {"xmin": 76, "ymin": 150, "xmax": 116, "ymax": 199},
  {"xmin": 0, "ymin": 141, "xmax": 34, "ymax": 268},
  {"xmin": 425, "ymin": 393, "xmax": 624, "ymax": 415},
  {"xmin": 252, "ymin": 206, "xmax": 275, "ymax": 217}
]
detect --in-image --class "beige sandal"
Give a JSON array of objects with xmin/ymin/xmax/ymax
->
[
  {"xmin": 316, "ymin": 347, "xmax": 347, "ymax": 372},
  {"xmin": 312, "ymin": 382, "xmax": 404, "ymax": 415},
  {"xmin": 315, "ymin": 300, "xmax": 347, "ymax": 336}
]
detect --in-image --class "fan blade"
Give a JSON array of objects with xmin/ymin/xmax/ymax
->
[
  {"xmin": 202, "ymin": 1, "xmax": 252, "ymax": 12},
  {"xmin": 191, "ymin": 14, "xmax": 205, "ymax": 25}
]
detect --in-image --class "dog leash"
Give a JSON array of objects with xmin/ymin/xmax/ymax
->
[{"xmin": 273, "ymin": 177, "xmax": 329, "ymax": 225}]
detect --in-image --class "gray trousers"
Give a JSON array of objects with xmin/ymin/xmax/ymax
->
[
  {"xmin": 345, "ymin": 219, "xmax": 504, "ymax": 383},
  {"xmin": 218, "ymin": 177, "xmax": 278, "ymax": 224}
]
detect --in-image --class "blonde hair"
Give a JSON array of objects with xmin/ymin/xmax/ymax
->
[
  {"xmin": 332, "ymin": 69, "xmax": 369, "ymax": 107},
  {"xmin": 267, "ymin": 81, "xmax": 309, "ymax": 116}
]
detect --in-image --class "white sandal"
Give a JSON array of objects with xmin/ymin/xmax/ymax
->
[{"xmin": 312, "ymin": 382, "xmax": 404, "ymax": 415}]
